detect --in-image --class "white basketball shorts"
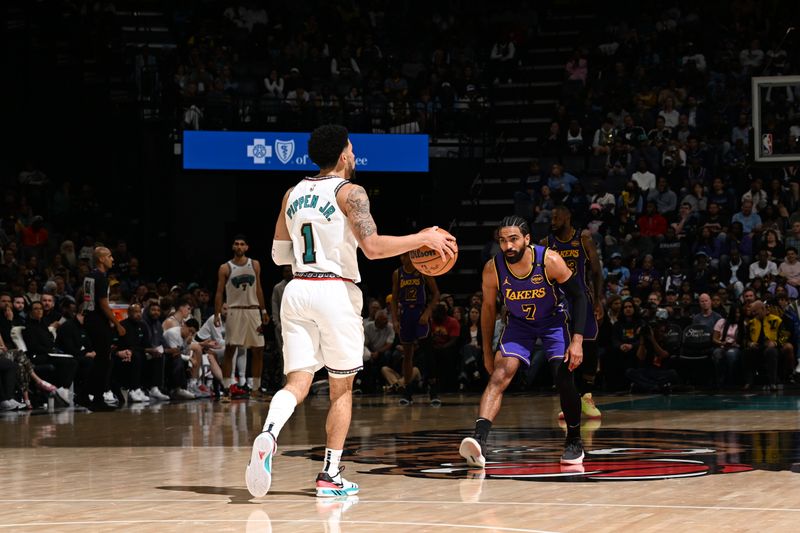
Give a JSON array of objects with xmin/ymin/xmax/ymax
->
[
  {"xmin": 226, "ymin": 308, "xmax": 265, "ymax": 348},
  {"xmin": 280, "ymin": 279, "xmax": 364, "ymax": 377}
]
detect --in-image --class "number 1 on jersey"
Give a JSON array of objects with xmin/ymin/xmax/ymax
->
[{"xmin": 301, "ymin": 223, "xmax": 316, "ymax": 264}]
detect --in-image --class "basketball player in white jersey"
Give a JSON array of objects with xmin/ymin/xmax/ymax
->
[
  {"xmin": 245, "ymin": 124, "xmax": 456, "ymax": 498},
  {"xmin": 214, "ymin": 235, "xmax": 270, "ymax": 401}
]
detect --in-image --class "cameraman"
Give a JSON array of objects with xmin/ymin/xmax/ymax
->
[{"xmin": 626, "ymin": 313, "xmax": 680, "ymax": 394}]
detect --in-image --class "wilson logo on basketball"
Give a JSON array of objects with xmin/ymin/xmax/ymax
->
[
  {"xmin": 287, "ymin": 427, "xmax": 800, "ymax": 483},
  {"xmin": 410, "ymin": 249, "xmax": 438, "ymax": 260}
]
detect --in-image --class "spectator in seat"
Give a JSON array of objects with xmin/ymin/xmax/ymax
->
[
  {"xmin": 693, "ymin": 293, "xmax": 722, "ymax": 330},
  {"xmin": 638, "ymin": 200, "xmax": 668, "ymax": 239},
  {"xmin": 54, "ymin": 301, "xmax": 93, "ymax": 403},
  {"xmin": 739, "ymin": 39, "xmax": 764, "ymax": 74},
  {"xmin": 606, "ymin": 140, "xmax": 631, "ymax": 179},
  {"xmin": 743, "ymin": 301, "xmax": 779, "ymax": 391},
  {"xmin": 603, "ymin": 252, "xmax": 631, "ymax": 285},
  {"xmin": 732, "ymin": 199, "xmax": 762, "ymax": 236},
  {"xmin": 658, "ymin": 97, "xmax": 680, "ymax": 128},
  {"xmin": 40, "ymin": 293, "xmax": 61, "ymax": 329},
  {"xmin": 711, "ymin": 303, "xmax": 743, "ymax": 389},
  {"xmin": 778, "ymin": 247, "xmax": 800, "ymax": 286},
  {"xmin": 750, "ymin": 249, "xmax": 778, "ymax": 281},
  {"xmin": 630, "ymin": 254, "xmax": 660, "ymax": 299},
  {"xmin": 427, "ymin": 303, "xmax": 460, "ymax": 403},
  {"xmin": 22, "ymin": 301, "xmax": 77, "ymax": 402},
  {"xmin": 741, "ymin": 178, "xmax": 768, "ymax": 213},
  {"xmin": 648, "ymin": 115, "xmax": 673, "ymax": 150},
  {"xmin": 457, "ymin": 307, "xmax": 483, "ymax": 390},
  {"xmin": 592, "ymin": 118, "xmax": 617, "ymax": 156},
  {"xmin": 162, "ymin": 318, "xmax": 202, "ymax": 400},
  {"xmin": 647, "ymin": 177, "xmax": 678, "ymax": 218},
  {"xmin": 756, "ymin": 229, "xmax": 785, "ymax": 263},
  {"xmin": 489, "ymin": 33, "xmax": 516, "ymax": 84},
  {"xmin": 142, "ymin": 301, "xmax": 169, "ymax": 401},
  {"xmin": 631, "ymin": 160, "xmax": 656, "ymax": 193},
  {"xmin": 608, "ymin": 299, "xmax": 642, "ymax": 390},
  {"xmin": 731, "ymin": 113, "xmax": 752, "ymax": 147},
  {"xmin": 626, "ymin": 319, "xmax": 680, "ymax": 393},
  {"xmin": 361, "ymin": 310, "xmax": 395, "ymax": 393},
  {"xmin": 116, "ymin": 304, "xmax": 150, "ymax": 403}
]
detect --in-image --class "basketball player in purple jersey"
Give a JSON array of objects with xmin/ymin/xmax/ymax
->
[
  {"xmin": 545, "ymin": 204, "xmax": 604, "ymax": 419},
  {"xmin": 460, "ymin": 216, "xmax": 588, "ymax": 466},
  {"xmin": 391, "ymin": 253, "xmax": 440, "ymax": 405}
]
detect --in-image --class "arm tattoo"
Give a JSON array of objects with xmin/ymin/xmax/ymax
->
[{"xmin": 346, "ymin": 185, "xmax": 377, "ymax": 238}]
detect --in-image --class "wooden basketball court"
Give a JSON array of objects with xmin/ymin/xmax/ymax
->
[{"xmin": 2, "ymin": 393, "xmax": 799, "ymax": 532}]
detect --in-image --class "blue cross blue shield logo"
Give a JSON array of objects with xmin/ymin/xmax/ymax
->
[{"xmin": 275, "ymin": 139, "xmax": 295, "ymax": 164}]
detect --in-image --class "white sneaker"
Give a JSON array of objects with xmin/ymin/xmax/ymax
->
[
  {"xmin": 795, "ymin": 360, "xmax": 800, "ymax": 374},
  {"xmin": 246, "ymin": 431, "xmax": 276, "ymax": 498},
  {"xmin": 459, "ymin": 437, "xmax": 487, "ymax": 468},
  {"xmin": 315, "ymin": 466, "xmax": 360, "ymax": 498},
  {"xmin": 130, "ymin": 389, "xmax": 150, "ymax": 403},
  {"xmin": 55, "ymin": 387, "xmax": 72, "ymax": 406},
  {"xmin": 1, "ymin": 400, "xmax": 17, "ymax": 411},
  {"xmin": 10, "ymin": 399, "xmax": 27, "ymax": 410},
  {"xmin": 149, "ymin": 387, "xmax": 170, "ymax": 401},
  {"xmin": 103, "ymin": 391, "xmax": 119, "ymax": 405},
  {"xmin": 171, "ymin": 388, "xmax": 195, "ymax": 400}
]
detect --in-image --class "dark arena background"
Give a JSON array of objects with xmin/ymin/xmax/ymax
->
[{"xmin": 2, "ymin": 1, "xmax": 800, "ymax": 531}]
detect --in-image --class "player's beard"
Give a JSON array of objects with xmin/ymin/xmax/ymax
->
[
  {"xmin": 346, "ymin": 159, "xmax": 356, "ymax": 181},
  {"xmin": 505, "ymin": 246, "xmax": 525, "ymax": 264}
]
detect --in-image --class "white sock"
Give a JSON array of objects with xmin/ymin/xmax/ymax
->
[
  {"xmin": 262, "ymin": 389, "xmax": 297, "ymax": 438},
  {"xmin": 238, "ymin": 377, "xmax": 246, "ymax": 386},
  {"xmin": 247, "ymin": 377, "xmax": 254, "ymax": 388},
  {"xmin": 323, "ymin": 448, "xmax": 343, "ymax": 477},
  {"xmin": 188, "ymin": 378, "xmax": 197, "ymax": 387}
]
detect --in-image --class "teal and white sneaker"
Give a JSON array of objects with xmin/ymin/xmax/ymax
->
[
  {"xmin": 245, "ymin": 431, "xmax": 276, "ymax": 497},
  {"xmin": 315, "ymin": 466, "xmax": 360, "ymax": 498}
]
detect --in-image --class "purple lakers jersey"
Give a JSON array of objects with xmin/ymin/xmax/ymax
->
[
  {"xmin": 547, "ymin": 228, "xmax": 591, "ymax": 298},
  {"xmin": 398, "ymin": 267, "xmax": 426, "ymax": 307},
  {"xmin": 494, "ymin": 244, "xmax": 563, "ymax": 322}
]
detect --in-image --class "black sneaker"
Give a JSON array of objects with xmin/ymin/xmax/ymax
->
[
  {"xmin": 399, "ymin": 392, "xmax": 413, "ymax": 406},
  {"xmin": 430, "ymin": 395, "xmax": 442, "ymax": 407},
  {"xmin": 560, "ymin": 437, "xmax": 585, "ymax": 465}
]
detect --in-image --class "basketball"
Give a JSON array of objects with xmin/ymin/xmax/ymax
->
[{"xmin": 409, "ymin": 228, "xmax": 458, "ymax": 276}]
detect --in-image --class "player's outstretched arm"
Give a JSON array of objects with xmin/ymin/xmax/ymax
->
[
  {"xmin": 544, "ymin": 249, "xmax": 586, "ymax": 371},
  {"xmin": 481, "ymin": 259, "xmax": 499, "ymax": 374},
  {"xmin": 272, "ymin": 188, "xmax": 294, "ymax": 266},
  {"xmin": 336, "ymin": 183, "xmax": 456, "ymax": 261}
]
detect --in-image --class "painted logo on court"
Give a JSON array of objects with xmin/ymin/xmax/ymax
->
[{"xmin": 287, "ymin": 427, "xmax": 800, "ymax": 482}]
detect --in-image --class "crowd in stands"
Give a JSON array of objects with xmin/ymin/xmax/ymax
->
[
  {"xmin": 171, "ymin": 1, "xmax": 503, "ymax": 134},
  {"xmin": 509, "ymin": 3, "xmax": 800, "ymax": 393}
]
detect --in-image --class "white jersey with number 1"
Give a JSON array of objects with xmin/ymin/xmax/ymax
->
[{"xmin": 285, "ymin": 176, "xmax": 360, "ymax": 282}]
